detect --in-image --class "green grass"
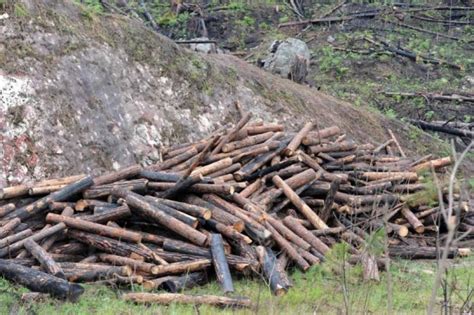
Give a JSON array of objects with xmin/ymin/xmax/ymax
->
[{"xmin": 1, "ymin": 256, "xmax": 472, "ymax": 314}]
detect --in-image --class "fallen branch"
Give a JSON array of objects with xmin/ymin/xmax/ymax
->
[
  {"xmin": 409, "ymin": 119, "xmax": 474, "ymax": 138},
  {"xmin": 384, "ymin": 91, "xmax": 474, "ymax": 102}
]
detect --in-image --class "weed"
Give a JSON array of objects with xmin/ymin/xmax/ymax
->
[{"xmin": 13, "ymin": 3, "xmax": 27, "ymax": 17}]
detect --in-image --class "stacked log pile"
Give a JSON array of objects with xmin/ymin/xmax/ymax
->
[{"xmin": 0, "ymin": 113, "xmax": 472, "ymax": 307}]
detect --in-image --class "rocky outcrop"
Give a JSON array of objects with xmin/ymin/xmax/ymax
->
[{"xmin": 263, "ymin": 38, "xmax": 310, "ymax": 83}]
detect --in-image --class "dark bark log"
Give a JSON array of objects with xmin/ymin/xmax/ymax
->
[
  {"xmin": 185, "ymin": 195, "xmax": 244, "ymax": 232},
  {"xmin": 0, "ymin": 259, "xmax": 84, "ymax": 301},
  {"xmin": 24, "ymin": 239, "xmax": 65, "ymax": 278},
  {"xmin": 388, "ymin": 246, "xmax": 460, "ymax": 259},
  {"xmin": 92, "ymin": 165, "xmax": 141, "ymax": 186},
  {"xmin": 320, "ymin": 179, "xmax": 341, "ymax": 222},
  {"xmin": 199, "ymin": 219, "xmax": 252, "ymax": 244},
  {"xmin": 210, "ymin": 233, "xmax": 234, "ymax": 293},
  {"xmin": 256, "ymin": 246, "xmax": 288, "ymax": 296},
  {"xmin": 80, "ymin": 204, "xmax": 131, "ymax": 224},
  {"xmin": 68, "ymin": 230, "xmax": 158, "ymax": 262},
  {"xmin": 264, "ymin": 222, "xmax": 310, "ymax": 271},
  {"xmin": 149, "ymin": 182, "xmax": 237, "ymax": 195},
  {"xmin": 163, "ymin": 272, "xmax": 208, "ymax": 293},
  {"xmin": 83, "ymin": 179, "xmax": 148, "ymax": 199},
  {"xmin": 5, "ymin": 176, "xmax": 94, "ymax": 221},
  {"xmin": 234, "ymin": 138, "xmax": 291, "ymax": 181},
  {"xmin": 114, "ymin": 190, "xmax": 207, "ymax": 246},
  {"xmin": 0, "ymin": 223, "xmax": 66, "ymax": 258}
]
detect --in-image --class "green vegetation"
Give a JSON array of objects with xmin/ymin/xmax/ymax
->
[{"xmin": 1, "ymin": 255, "xmax": 472, "ymax": 314}]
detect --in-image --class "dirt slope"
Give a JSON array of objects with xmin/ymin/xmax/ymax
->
[{"xmin": 0, "ymin": 0, "xmax": 446, "ymax": 187}]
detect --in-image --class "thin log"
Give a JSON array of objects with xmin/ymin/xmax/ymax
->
[
  {"xmin": 122, "ymin": 292, "xmax": 252, "ymax": 308},
  {"xmin": 5, "ymin": 176, "xmax": 94, "ymax": 221},
  {"xmin": 0, "ymin": 223, "xmax": 66, "ymax": 258},
  {"xmin": 211, "ymin": 112, "xmax": 252, "ymax": 155},
  {"xmin": 0, "ymin": 229, "xmax": 33, "ymax": 249},
  {"xmin": 46, "ymin": 213, "xmax": 142, "ymax": 243}
]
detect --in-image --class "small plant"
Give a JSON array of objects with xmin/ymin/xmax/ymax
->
[
  {"xmin": 384, "ymin": 108, "xmax": 398, "ymax": 119},
  {"xmin": 237, "ymin": 15, "xmax": 255, "ymax": 27},
  {"xmin": 13, "ymin": 3, "xmax": 27, "ymax": 17}
]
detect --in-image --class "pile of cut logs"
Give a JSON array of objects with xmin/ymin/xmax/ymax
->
[{"xmin": 0, "ymin": 113, "xmax": 472, "ymax": 308}]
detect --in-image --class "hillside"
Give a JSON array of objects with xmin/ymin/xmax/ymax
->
[{"xmin": 0, "ymin": 0, "xmax": 454, "ymax": 188}]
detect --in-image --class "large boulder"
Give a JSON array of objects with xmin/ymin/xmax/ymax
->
[{"xmin": 263, "ymin": 38, "xmax": 310, "ymax": 83}]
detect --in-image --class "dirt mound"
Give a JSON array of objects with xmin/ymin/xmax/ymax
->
[{"xmin": 0, "ymin": 0, "xmax": 446, "ymax": 187}]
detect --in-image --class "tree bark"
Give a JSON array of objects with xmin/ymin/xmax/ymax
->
[{"xmin": 0, "ymin": 259, "xmax": 84, "ymax": 301}]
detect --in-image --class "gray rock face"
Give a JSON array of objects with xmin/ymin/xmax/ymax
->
[
  {"xmin": 189, "ymin": 37, "xmax": 218, "ymax": 54},
  {"xmin": 263, "ymin": 38, "xmax": 310, "ymax": 83}
]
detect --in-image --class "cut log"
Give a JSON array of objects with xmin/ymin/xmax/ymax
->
[
  {"xmin": 80, "ymin": 204, "xmax": 131, "ymax": 224},
  {"xmin": 155, "ymin": 198, "xmax": 212, "ymax": 219},
  {"xmin": 0, "ymin": 259, "xmax": 84, "ymax": 301},
  {"xmin": 272, "ymin": 175, "xmax": 328, "ymax": 230},
  {"xmin": 122, "ymin": 292, "xmax": 252, "ymax": 308},
  {"xmin": 256, "ymin": 246, "xmax": 288, "ymax": 296},
  {"xmin": 114, "ymin": 190, "xmax": 208, "ymax": 246},
  {"xmin": 46, "ymin": 213, "xmax": 142, "ymax": 243},
  {"xmin": 0, "ymin": 223, "xmax": 66, "ymax": 258},
  {"xmin": 93, "ymin": 164, "xmax": 142, "ymax": 186},
  {"xmin": 163, "ymin": 272, "xmax": 208, "ymax": 293},
  {"xmin": 0, "ymin": 229, "xmax": 33, "ymax": 249},
  {"xmin": 0, "ymin": 218, "xmax": 21, "ymax": 239},
  {"xmin": 0, "ymin": 203, "xmax": 16, "ymax": 218},
  {"xmin": 282, "ymin": 216, "xmax": 330, "ymax": 254},
  {"xmin": 210, "ymin": 234, "xmax": 234, "ymax": 293},
  {"xmin": 24, "ymin": 239, "xmax": 65, "ymax": 279},
  {"xmin": 401, "ymin": 207, "xmax": 425, "ymax": 234},
  {"xmin": 4, "ymin": 176, "xmax": 94, "ymax": 221},
  {"xmin": 320, "ymin": 179, "xmax": 341, "ymax": 222},
  {"xmin": 99, "ymin": 254, "xmax": 161, "ymax": 274},
  {"xmin": 264, "ymin": 222, "xmax": 310, "ymax": 271},
  {"xmin": 284, "ymin": 122, "xmax": 314, "ymax": 156}
]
